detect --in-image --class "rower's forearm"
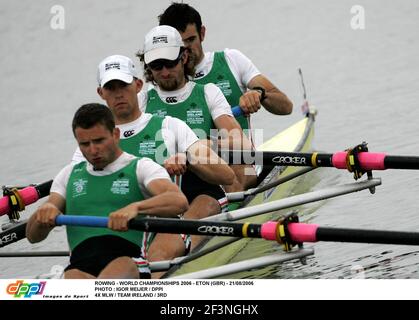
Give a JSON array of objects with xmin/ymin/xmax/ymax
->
[
  {"xmin": 188, "ymin": 145, "xmax": 235, "ymax": 185},
  {"xmin": 190, "ymin": 163, "xmax": 235, "ymax": 185},
  {"xmin": 26, "ymin": 219, "xmax": 53, "ymax": 243},
  {"xmin": 219, "ymin": 136, "xmax": 253, "ymax": 151},
  {"xmin": 263, "ymin": 89, "xmax": 293, "ymax": 115},
  {"xmin": 135, "ymin": 192, "xmax": 188, "ymax": 217}
]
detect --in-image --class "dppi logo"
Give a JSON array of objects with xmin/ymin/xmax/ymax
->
[{"xmin": 6, "ymin": 280, "xmax": 46, "ymax": 298}]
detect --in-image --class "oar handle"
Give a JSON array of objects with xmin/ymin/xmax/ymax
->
[
  {"xmin": 231, "ymin": 106, "xmax": 244, "ymax": 117},
  {"xmin": 56, "ymin": 215, "xmax": 108, "ymax": 228}
]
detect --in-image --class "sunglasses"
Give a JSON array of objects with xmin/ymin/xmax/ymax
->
[{"xmin": 148, "ymin": 54, "xmax": 183, "ymax": 71}]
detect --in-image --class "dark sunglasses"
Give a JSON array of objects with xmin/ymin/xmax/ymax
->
[{"xmin": 148, "ymin": 53, "xmax": 183, "ymax": 71}]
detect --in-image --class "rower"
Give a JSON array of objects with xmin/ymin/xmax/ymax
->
[
  {"xmin": 137, "ymin": 25, "xmax": 257, "ymax": 193},
  {"xmin": 158, "ymin": 2, "xmax": 293, "ymax": 133},
  {"xmin": 26, "ymin": 103, "xmax": 188, "ymax": 279},
  {"xmin": 72, "ymin": 54, "xmax": 234, "ymax": 278}
]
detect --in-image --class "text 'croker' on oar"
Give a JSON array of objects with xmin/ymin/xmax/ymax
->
[
  {"xmin": 222, "ymin": 143, "xmax": 419, "ymax": 179},
  {"xmin": 55, "ymin": 215, "xmax": 419, "ymax": 251}
]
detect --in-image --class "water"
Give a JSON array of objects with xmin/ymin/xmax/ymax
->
[{"xmin": 1, "ymin": 0, "xmax": 419, "ymax": 279}]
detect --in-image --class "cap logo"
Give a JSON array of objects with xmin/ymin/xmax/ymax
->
[
  {"xmin": 105, "ymin": 62, "xmax": 121, "ymax": 71},
  {"xmin": 152, "ymin": 35, "xmax": 168, "ymax": 44}
]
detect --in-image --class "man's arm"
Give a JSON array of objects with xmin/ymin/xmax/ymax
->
[
  {"xmin": 214, "ymin": 114, "xmax": 253, "ymax": 150},
  {"xmin": 224, "ymin": 49, "xmax": 293, "ymax": 115},
  {"xmin": 26, "ymin": 193, "xmax": 65, "ymax": 243},
  {"xmin": 213, "ymin": 115, "xmax": 257, "ymax": 192},
  {"xmin": 246, "ymin": 74, "xmax": 293, "ymax": 115},
  {"xmin": 163, "ymin": 116, "xmax": 234, "ymax": 185},
  {"xmin": 186, "ymin": 140, "xmax": 235, "ymax": 185},
  {"xmin": 108, "ymin": 179, "xmax": 188, "ymax": 231},
  {"xmin": 205, "ymin": 83, "xmax": 253, "ymax": 150}
]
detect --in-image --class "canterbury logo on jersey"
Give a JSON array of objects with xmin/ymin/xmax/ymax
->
[
  {"xmin": 123, "ymin": 130, "xmax": 135, "ymax": 137},
  {"xmin": 165, "ymin": 96, "xmax": 178, "ymax": 103},
  {"xmin": 195, "ymin": 71, "xmax": 205, "ymax": 78}
]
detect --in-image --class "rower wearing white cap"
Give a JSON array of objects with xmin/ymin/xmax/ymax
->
[
  {"xmin": 137, "ymin": 25, "xmax": 257, "ymax": 194},
  {"xmin": 72, "ymin": 54, "xmax": 234, "ymax": 277}
]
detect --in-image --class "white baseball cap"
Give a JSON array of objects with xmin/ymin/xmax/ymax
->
[
  {"xmin": 97, "ymin": 55, "xmax": 138, "ymax": 87},
  {"xmin": 143, "ymin": 25, "xmax": 183, "ymax": 64}
]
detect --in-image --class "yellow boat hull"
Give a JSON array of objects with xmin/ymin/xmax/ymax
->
[{"xmin": 166, "ymin": 112, "xmax": 316, "ymax": 278}]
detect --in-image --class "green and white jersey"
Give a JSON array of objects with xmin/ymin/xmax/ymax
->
[
  {"xmin": 139, "ymin": 81, "xmax": 233, "ymax": 139},
  {"xmin": 51, "ymin": 152, "xmax": 170, "ymax": 253},
  {"xmin": 71, "ymin": 113, "xmax": 198, "ymax": 166},
  {"xmin": 192, "ymin": 49, "xmax": 261, "ymax": 130}
]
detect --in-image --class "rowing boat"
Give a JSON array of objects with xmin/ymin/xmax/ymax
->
[
  {"xmin": 3, "ymin": 72, "xmax": 419, "ymax": 279},
  {"xmin": 162, "ymin": 107, "xmax": 317, "ymax": 278},
  {"xmin": 0, "ymin": 104, "xmax": 317, "ymax": 278}
]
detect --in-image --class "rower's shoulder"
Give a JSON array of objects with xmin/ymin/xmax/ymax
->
[
  {"xmin": 162, "ymin": 115, "xmax": 193, "ymax": 131},
  {"xmin": 222, "ymin": 48, "xmax": 250, "ymax": 61},
  {"xmin": 202, "ymin": 82, "xmax": 224, "ymax": 95}
]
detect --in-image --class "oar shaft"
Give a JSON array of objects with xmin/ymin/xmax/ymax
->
[
  {"xmin": 0, "ymin": 180, "xmax": 52, "ymax": 216},
  {"xmin": 56, "ymin": 215, "xmax": 266, "ymax": 239},
  {"xmin": 130, "ymin": 218, "xmax": 257, "ymax": 238},
  {"xmin": 223, "ymin": 150, "xmax": 334, "ymax": 167},
  {"xmin": 0, "ymin": 251, "xmax": 69, "ymax": 257},
  {"xmin": 288, "ymin": 223, "xmax": 419, "ymax": 246},
  {"xmin": 0, "ymin": 220, "xmax": 27, "ymax": 248},
  {"xmin": 384, "ymin": 155, "xmax": 419, "ymax": 170},
  {"xmin": 54, "ymin": 216, "xmax": 419, "ymax": 247},
  {"xmin": 225, "ymin": 150, "xmax": 419, "ymax": 170}
]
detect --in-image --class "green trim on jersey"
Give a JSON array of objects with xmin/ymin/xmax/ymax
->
[
  {"xmin": 194, "ymin": 51, "xmax": 249, "ymax": 130},
  {"xmin": 65, "ymin": 159, "xmax": 145, "ymax": 251},
  {"xmin": 145, "ymin": 84, "xmax": 214, "ymax": 139}
]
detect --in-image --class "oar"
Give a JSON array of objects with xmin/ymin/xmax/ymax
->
[
  {"xmin": 0, "ymin": 219, "xmax": 28, "ymax": 248},
  {"xmin": 0, "ymin": 178, "xmax": 380, "ymax": 249},
  {"xmin": 205, "ymin": 178, "xmax": 381, "ymax": 222},
  {"xmin": 170, "ymin": 249, "xmax": 314, "ymax": 279},
  {"xmin": 56, "ymin": 215, "xmax": 273, "ymax": 240},
  {"xmin": 0, "ymin": 180, "xmax": 51, "ymax": 248},
  {"xmin": 0, "ymin": 251, "xmax": 69, "ymax": 257},
  {"xmin": 0, "ymin": 180, "xmax": 52, "ymax": 217},
  {"xmin": 231, "ymin": 106, "xmax": 244, "ymax": 117},
  {"xmin": 226, "ymin": 167, "xmax": 315, "ymax": 201},
  {"xmin": 55, "ymin": 215, "xmax": 419, "ymax": 247},
  {"xmin": 222, "ymin": 150, "xmax": 419, "ymax": 170},
  {"xmin": 288, "ymin": 223, "xmax": 419, "ymax": 246}
]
